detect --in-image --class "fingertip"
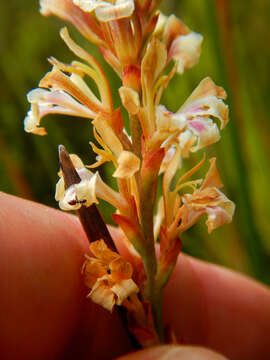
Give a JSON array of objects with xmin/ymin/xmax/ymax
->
[
  {"xmin": 116, "ymin": 345, "xmax": 228, "ymax": 360},
  {"xmin": 164, "ymin": 254, "xmax": 270, "ymax": 359}
]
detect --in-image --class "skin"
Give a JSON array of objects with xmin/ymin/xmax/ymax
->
[{"xmin": 0, "ymin": 192, "xmax": 270, "ymax": 360}]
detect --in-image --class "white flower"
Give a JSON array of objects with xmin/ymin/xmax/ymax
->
[
  {"xmin": 156, "ymin": 77, "xmax": 229, "ymax": 157},
  {"xmin": 55, "ymin": 154, "xmax": 129, "ymax": 214},
  {"xmin": 73, "ymin": 0, "xmax": 134, "ymax": 22},
  {"xmin": 56, "ymin": 168, "xmax": 99, "ymax": 210}
]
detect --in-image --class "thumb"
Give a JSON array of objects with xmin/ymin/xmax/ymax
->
[{"xmin": 116, "ymin": 345, "xmax": 229, "ymax": 360}]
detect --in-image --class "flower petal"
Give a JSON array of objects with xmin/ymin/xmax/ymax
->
[
  {"xmin": 179, "ymin": 95, "xmax": 229, "ymax": 130},
  {"xmin": 40, "ymin": 0, "xmax": 103, "ymax": 44},
  {"xmin": 112, "ymin": 278, "xmax": 138, "ymax": 306},
  {"xmin": 39, "ymin": 67, "xmax": 103, "ymax": 116},
  {"xmin": 163, "ymin": 14, "xmax": 190, "ymax": 48},
  {"xmin": 201, "ymin": 158, "xmax": 223, "ymax": 190},
  {"xmin": 113, "ymin": 151, "xmax": 140, "ymax": 179},
  {"xmin": 24, "ymin": 105, "xmax": 47, "ymax": 136},
  {"xmin": 55, "ymin": 177, "xmax": 66, "ymax": 202},
  {"xmin": 73, "ymin": 0, "xmax": 135, "ymax": 22},
  {"xmin": 178, "ymin": 159, "xmax": 235, "ymax": 234},
  {"xmin": 95, "ymin": 0, "xmax": 135, "ymax": 22},
  {"xmin": 187, "ymin": 118, "xmax": 221, "ymax": 152},
  {"xmin": 109, "ymin": 257, "xmax": 133, "ymax": 281},
  {"xmin": 83, "ymin": 258, "xmax": 107, "ymax": 288},
  {"xmin": 205, "ymin": 201, "xmax": 235, "ymax": 234},
  {"xmin": 89, "ymin": 277, "xmax": 116, "ymax": 312},
  {"xmin": 90, "ymin": 239, "xmax": 119, "ymax": 263},
  {"xmin": 169, "ymin": 32, "xmax": 203, "ymax": 74},
  {"xmin": 59, "ymin": 185, "xmax": 81, "ymax": 210},
  {"xmin": 181, "ymin": 76, "xmax": 227, "ymax": 104},
  {"xmin": 74, "ymin": 173, "xmax": 99, "ymax": 207},
  {"xmin": 56, "ymin": 163, "xmax": 97, "ymax": 210}
]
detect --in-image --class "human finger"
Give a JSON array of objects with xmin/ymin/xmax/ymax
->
[{"xmin": 0, "ymin": 192, "xmax": 133, "ymax": 360}]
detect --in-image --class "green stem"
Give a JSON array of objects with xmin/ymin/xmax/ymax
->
[
  {"xmin": 130, "ymin": 114, "xmax": 142, "ymax": 159},
  {"xmin": 152, "ymin": 289, "xmax": 164, "ymax": 341},
  {"xmin": 139, "ymin": 182, "xmax": 157, "ymax": 300}
]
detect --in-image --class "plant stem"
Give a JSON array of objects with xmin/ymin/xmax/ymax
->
[{"xmin": 130, "ymin": 114, "xmax": 142, "ymax": 159}]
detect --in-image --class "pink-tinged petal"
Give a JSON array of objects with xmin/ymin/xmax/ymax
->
[
  {"xmin": 169, "ymin": 32, "xmax": 203, "ymax": 74},
  {"xmin": 24, "ymin": 86, "xmax": 98, "ymax": 136},
  {"xmin": 178, "ymin": 159, "xmax": 235, "ymax": 233},
  {"xmin": 180, "ymin": 95, "xmax": 229, "ymax": 129},
  {"xmin": 28, "ymin": 88, "xmax": 96, "ymax": 118},
  {"xmin": 205, "ymin": 206, "xmax": 229, "ymax": 233},
  {"xmin": 187, "ymin": 118, "xmax": 221, "ymax": 152},
  {"xmin": 40, "ymin": 0, "xmax": 103, "ymax": 44},
  {"xmin": 39, "ymin": 67, "xmax": 106, "ymax": 116},
  {"xmin": 188, "ymin": 120, "xmax": 206, "ymax": 132},
  {"xmin": 206, "ymin": 198, "xmax": 235, "ymax": 233}
]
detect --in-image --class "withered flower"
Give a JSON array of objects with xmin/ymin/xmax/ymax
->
[{"xmin": 82, "ymin": 239, "xmax": 138, "ymax": 312}]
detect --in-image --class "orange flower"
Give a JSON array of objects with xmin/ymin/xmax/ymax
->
[{"xmin": 82, "ymin": 239, "xmax": 139, "ymax": 312}]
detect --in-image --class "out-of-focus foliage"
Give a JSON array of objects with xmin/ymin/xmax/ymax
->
[{"xmin": 1, "ymin": 0, "xmax": 270, "ymax": 283}]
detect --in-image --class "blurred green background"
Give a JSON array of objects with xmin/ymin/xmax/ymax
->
[{"xmin": 1, "ymin": 0, "xmax": 270, "ymax": 284}]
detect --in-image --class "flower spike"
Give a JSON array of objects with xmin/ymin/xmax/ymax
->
[{"xmin": 25, "ymin": 0, "xmax": 235, "ymax": 347}]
